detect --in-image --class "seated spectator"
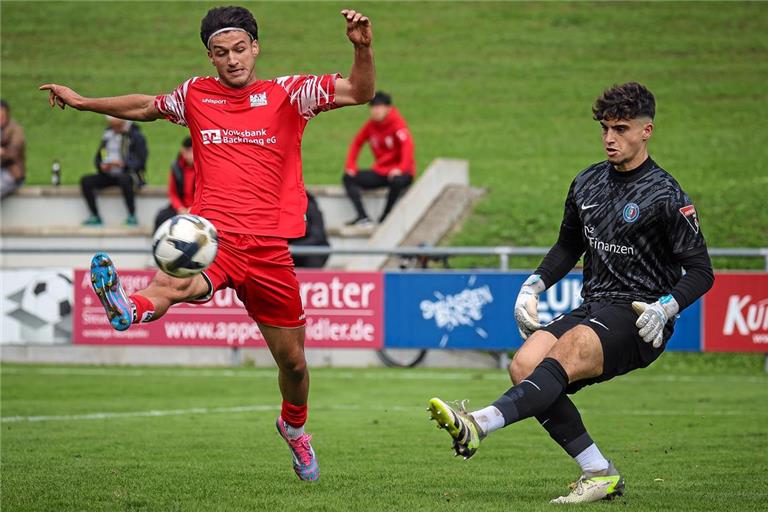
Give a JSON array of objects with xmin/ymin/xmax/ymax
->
[
  {"xmin": 81, "ymin": 116, "xmax": 147, "ymax": 226},
  {"xmin": 154, "ymin": 137, "xmax": 195, "ymax": 231},
  {"xmin": 0, "ymin": 99, "xmax": 26, "ymax": 200},
  {"xmin": 290, "ymin": 192, "xmax": 330, "ymax": 268},
  {"xmin": 343, "ymin": 91, "xmax": 415, "ymax": 226}
]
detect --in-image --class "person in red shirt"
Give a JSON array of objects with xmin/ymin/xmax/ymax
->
[
  {"xmin": 40, "ymin": 5, "xmax": 375, "ymax": 482},
  {"xmin": 343, "ymin": 91, "xmax": 415, "ymax": 225},
  {"xmin": 154, "ymin": 137, "xmax": 195, "ymax": 231}
]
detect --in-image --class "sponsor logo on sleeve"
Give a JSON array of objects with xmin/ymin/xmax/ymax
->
[{"xmin": 679, "ymin": 204, "xmax": 700, "ymax": 234}]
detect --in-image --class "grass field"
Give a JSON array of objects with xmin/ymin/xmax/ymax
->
[
  {"xmin": 1, "ymin": 353, "xmax": 767, "ymax": 511},
  {"xmin": 1, "ymin": 2, "xmax": 767, "ymax": 269}
]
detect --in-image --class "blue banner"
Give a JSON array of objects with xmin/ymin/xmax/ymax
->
[{"xmin": 383, "ymin": 271, "xmax": 701, "ymax": 351}]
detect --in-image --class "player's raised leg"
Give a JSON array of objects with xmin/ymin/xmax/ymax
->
[
  {"xmin": 261, "ymin": 324, "xmax": 319, "ymax": 481},
  {"xmin": 89, "ymin": 252, "xmax": 210, "ymax": 331},
  {"xmin": 429, "ymin": 327, "xmax": 601, "ymax": 451}
]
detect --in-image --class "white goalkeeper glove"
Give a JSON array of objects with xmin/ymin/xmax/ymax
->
[
  {"xmin": 514, "ymin": 274, "xmax": 546, "ymax": 340},
  {"xmin": 632, "ymin": 295, "xmax": 679, "ymax": 348}
]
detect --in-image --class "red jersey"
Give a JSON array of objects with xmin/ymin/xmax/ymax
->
[
  {"xmin": 168, "ymin": 155, "xmax": 195, "ymax": 211},
  {"xmin": 344, "ymin": 107, "xmax": 415, "ymax": 177},
  {"xmin": 155, "ymin": 74, "xmax": 340, "ymax": 238}
]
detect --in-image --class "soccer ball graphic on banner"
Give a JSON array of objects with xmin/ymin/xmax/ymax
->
[{"xmin": 153, "ymin": 215, "xmax": 218, "ymax": 278}]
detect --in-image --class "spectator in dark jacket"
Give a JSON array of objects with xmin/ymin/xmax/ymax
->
[
  {"xmin": 154, "ymin": 137, "xmax": 195, "ymax": 231},
  {"xmin": 290, "ymin": 192, "xmax": 330, "ymax": 268},
  {"xmin": 81, "ymin": 116, "xmax": 147, "ymax": 226}
]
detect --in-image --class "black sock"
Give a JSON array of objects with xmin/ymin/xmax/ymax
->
[
  {"xmin": 492, "ymin": 357, "xmax": 569, "ymax": 426},
  {"xmin": 536, "ymin": 394, "xmax": 593, "ymax": 457}
]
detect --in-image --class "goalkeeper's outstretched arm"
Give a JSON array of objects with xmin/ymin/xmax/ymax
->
[{"xmin": 39, "ymin": 83, "xmax": 163, "ymax": 122}]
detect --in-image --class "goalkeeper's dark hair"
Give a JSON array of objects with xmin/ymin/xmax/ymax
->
[
  {"xmin": 200, "ymin": 6, "xmax": 258, "ymax": 48},
  {"xmin": 592, "ymin": 82, "xmax": 655, "ymax": 121}
]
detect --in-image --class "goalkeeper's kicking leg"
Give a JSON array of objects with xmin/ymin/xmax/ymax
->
[{"xmin": 429, "ymin": 325, "xmax": 624, "ymax": 503}]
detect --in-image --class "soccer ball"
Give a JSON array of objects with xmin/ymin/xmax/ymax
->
[
  {"xmin": 153, "ymin": 214, "xmax": 218, "ymax": 278},
  {"xmin": 19, "ymin": 271, "xmax": 73, "ymax": 324}
]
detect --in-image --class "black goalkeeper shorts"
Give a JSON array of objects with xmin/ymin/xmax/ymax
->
[{"xmin": 539, "ymin": 300, "xmax": 675, "ymax": 394}]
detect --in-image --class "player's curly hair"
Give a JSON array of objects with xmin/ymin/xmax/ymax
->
[
  {"xmin": 200, "ymin": 6, "xmax": 259, "ymax": 48},
  {"xmin": 592, "ymin": 82, "xmax": 655, "ymax": 121}
]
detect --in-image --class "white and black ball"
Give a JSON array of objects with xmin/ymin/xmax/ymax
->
[{"xmin": 152, "ymin": 214, "xmax": 218, "ymax": 278}]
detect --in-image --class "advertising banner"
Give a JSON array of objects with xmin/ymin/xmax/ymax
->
[
  {"xmin": 73, "ymin": 270, "xmax": 383, "ymax": 348},
  {"xmin": 384, "ymin": 271, "xmax": 701, "ymax": 351},
  {"xmin": 0, "ymin": 268, "xmax": 73, "ymax": 344},
  {"xmin": 703, "ymin": 272, "xmax": 768, "ymax": 352}
]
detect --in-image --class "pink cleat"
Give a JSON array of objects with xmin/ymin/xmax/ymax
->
[{"xmin": 275, "ymin": 416, "xmax": 319, "ymax": 481}]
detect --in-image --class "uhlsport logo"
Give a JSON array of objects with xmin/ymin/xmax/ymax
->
[
  {"xmin": 201, "ymin": 129, "xmax": 222, "ymax": 145},
  {"xmin": 623, "ymin": 202, "xmax": 640, "ymax": 223}
]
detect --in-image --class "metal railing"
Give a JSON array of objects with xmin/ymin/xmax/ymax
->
[{"xmin": 2, "ymin": 244, "xmax": 767, "ymax": 270}]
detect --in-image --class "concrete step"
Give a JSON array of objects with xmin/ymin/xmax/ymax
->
[
  {"xmin": 1, "ymin": 159, "xmax": 472, "ymax": 271},
  {"xmin": 0, "ymin": 226, "xmax": 369, "ymax": 269},
  {"xmin": 1, "ymin": 184, "xmax": 387, "ymax": 231}
]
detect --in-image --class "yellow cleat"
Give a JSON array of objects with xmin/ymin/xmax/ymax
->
[
  {"xmin": 550, "ymin": 462, "xmax": 624, "ymax": 504},
  {"xmin": 428, "ymin": 397, "xmax": 482, "ymax": 459}
]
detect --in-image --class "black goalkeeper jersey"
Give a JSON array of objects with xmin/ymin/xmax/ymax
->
[{"xmin": 545, "ymin": 157, "xmax": 708, "ymax": 304}]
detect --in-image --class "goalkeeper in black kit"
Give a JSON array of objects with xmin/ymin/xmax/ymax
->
[{"xmin": 427, "ymin": 82, "xmax": 714, "ymax": 504}]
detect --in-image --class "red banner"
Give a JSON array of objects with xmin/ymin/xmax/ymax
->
[
  {"xmin": 703, "ymin": 272, "xmax": 768, "ymax": 352},
  {"xmin": 73, "ymin": 270, "xmax": 383, "ymax": 348}
]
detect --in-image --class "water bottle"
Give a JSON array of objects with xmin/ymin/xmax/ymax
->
[{"xmin": 51, "ymin": 160, "xmax": 61, "ymax": 186}]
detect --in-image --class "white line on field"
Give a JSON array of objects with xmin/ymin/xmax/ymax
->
[
  {"xmin": 1, "ymin": 405, "xmax": 278, "ymax": 423},
  {"xmin": 2, "ymin": 366, "xmax": 766, "ymax": 384},
  {"xmin": 0, "ymin": 403, "xmax": 412, "ymax": 424},
  {"xmin": 1, "ymin": 403, "xmax": 764, "ymax": 424}
]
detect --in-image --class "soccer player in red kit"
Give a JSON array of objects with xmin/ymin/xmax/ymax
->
[{"xmin": 40, "ymin": 6, "xmax": 375, "ymax": 481}]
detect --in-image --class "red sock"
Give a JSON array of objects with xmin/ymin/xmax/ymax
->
[
  {"xmin": 281, "ymin": 400, "xmax": 308, "ymax": 427},
  {"xmin": 129, "ymin": 294, "xmax": 156, "ymax": 323}
]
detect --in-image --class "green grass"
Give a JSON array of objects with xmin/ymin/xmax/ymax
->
[
  {"xmin": 1, "ymin": 354, "xmax": 767, "ymax": 511},
  {"xmin": 2, "ymin": 1, "xmax": 767, "ymax": 268}
]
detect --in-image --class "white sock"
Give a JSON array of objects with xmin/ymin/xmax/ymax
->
[
  {"xmin": 284, "ymin": 421, "xmax": 305, "ymax": 440},
  {"xmin": 574, "ymin": 443, "xmax": 610, "ymax": 473},
  {"xmin": 470, "ymin": 406, "xmax": 505, "ymax": 435}
]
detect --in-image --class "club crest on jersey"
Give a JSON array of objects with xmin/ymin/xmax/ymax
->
[
  {"xmin": 623, "ymin": 202, "xmax": 640, "ymax": 223},
  {"xmin": 679, "ymin": 204, "xmax": 700, "ymax": 234},
  {"xmin": 249, "ymin": 92, "xmax": 267, "ymax": 108}
]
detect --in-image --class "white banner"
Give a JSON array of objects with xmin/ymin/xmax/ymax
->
[{"xmin": 0, "ymin": 268, "xmax": 73, "ymax": 344}]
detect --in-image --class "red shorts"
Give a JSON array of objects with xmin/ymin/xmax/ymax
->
[{"xmin": 195, "ymin": 231, "xmax": 305, "ymax": 328}]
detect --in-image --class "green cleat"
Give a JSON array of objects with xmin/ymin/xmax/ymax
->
[
  {"xmin": 428, "ymin": 397, "xmax": 483, "ymax": 459},
  {"xmin": 550, "ymin": 462, "xmax": 625, "ymax": 504}
]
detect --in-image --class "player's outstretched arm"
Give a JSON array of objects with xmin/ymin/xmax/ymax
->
[
  {"xmin": 39, "ymin": 83, "xmax": 163, "ymax": 122},
  {"xmin": 334, "ymin": 9, "xmax": 375, "ymax": 107}
]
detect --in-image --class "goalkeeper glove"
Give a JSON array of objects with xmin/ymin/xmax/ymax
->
[
  {"xmin": 632, "ymin": 294, "xmax": 679, "ymax": 348},
  {"xmin": 514, "ymin": 274, "xmax": 546, "ymax": 340}
]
